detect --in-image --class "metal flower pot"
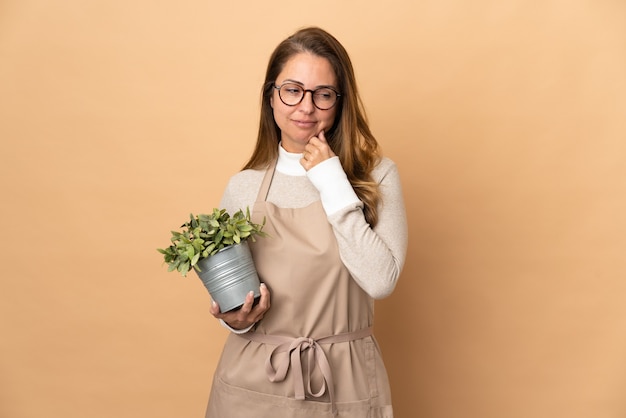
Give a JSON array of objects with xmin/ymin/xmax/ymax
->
[{"xmin": 194, "ymin": 241, "xmax": 261, "ymax": 313}]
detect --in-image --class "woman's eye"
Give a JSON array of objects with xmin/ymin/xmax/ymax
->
[
  {"xmin": 315, "ymin": 89, "xmax": 334, "ymax": 100},
  {"xmin": 282, "ymin": 85, "xmax": 302, "ymax": 96}
]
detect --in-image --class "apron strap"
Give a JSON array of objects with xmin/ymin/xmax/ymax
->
[
  {"xmin": 239, "ymin": 327, "xmax": 373, "ymax": 416},
  {"xmin": 255, "ymin": 159, "xmax": 278, "ymax": 203}
]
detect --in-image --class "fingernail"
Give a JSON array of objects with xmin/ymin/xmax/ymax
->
[
  {"xmin": 211, "ymin": 300, "xmax": 217, "ymax": 307},
  {"xmin": 260, "ymin": 283, "xmax": 266, "ymax": 288}
]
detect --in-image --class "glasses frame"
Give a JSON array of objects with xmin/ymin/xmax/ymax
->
[{"xmin": 273, "ymin": 83, "xmax": 342, "ymax": 110}]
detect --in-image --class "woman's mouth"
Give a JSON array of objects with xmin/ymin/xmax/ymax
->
[{"xmin": 293, "ymin": 119, "xmax": 316, "ymax": 128}]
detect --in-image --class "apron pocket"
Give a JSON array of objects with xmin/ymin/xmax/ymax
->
[{"xmin": 208, "ymin": 376, "xmax": 375, "ymax": 418}]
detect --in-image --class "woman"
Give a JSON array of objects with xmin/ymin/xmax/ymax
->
[{"xmin": 206, "ymin": 27, "xmax": 407, "ymax": 418}]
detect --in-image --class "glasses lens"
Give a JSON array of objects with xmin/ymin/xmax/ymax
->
[
  {"xmin": 277, "ymin": 84, "xmax": 339, "ymax": 110},
  {"xmin": 279, "ymin": 84, "xmax": 304, "ymax": 106},
  {"xmin": 312, "ymin": 88, "xmax": 337, "ymax": 110}
]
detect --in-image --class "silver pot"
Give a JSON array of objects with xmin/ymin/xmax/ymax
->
[{"xmin": 194, "ymin": 241, "xmax": 261, "ymax": 312}]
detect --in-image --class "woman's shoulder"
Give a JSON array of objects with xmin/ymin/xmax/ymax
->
[
  {"xmin": 224, "ymin": 168, "xmax": 266, "ymax": 196},
  {"xmin": 220, "ymin": 168, "xmax": 265, "ymax": 212},
  {"xmin": 375, "ymin": 156, "xmax": 397, "ymax": 170},
  {"xmin": 227, "ymin": 168, "xmax": 265, "ymax": 186},
  {"xmin": 372, "ymin": 156, "xmax": 400, "ymax": 181}
]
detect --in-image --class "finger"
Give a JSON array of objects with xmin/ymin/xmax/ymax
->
[
  {"xmin": 318, "ymin": 130, "xmax": 327, "ymax": 143},
  {"xmin": 238, "ymin": 291, "xmax": 255, "ymax": 316},
  {"xmin": 305, "ymin": 139, "xmax": 333, "ymax": 162},
  {"xmin": 304, "ymin": 140, "xmax": 322, "ymax": 157},
  {"xmin": 257, "ymin": 283, "xmax": 271, "ymax": 311},
  {"xmin": 210, "ymin": 300, "xmax": 221, "ymax": 317},
  {"xmin": 248, "ymin": 285, "xmax": 270, "ymax": 322},
  {"xmin": 260, "ymin": 282, "xmax": 269, "ymax": 299},
  {"xmin": 300, "ymin": 158, "xmax": 312, "ymax": 171},
  {"xmin": 306, "ymin": 135, "xmax": 322, "ymax": 148},
  {"xmin": 300, "ymin": 148, "xmax": 312, "ymax": 168}
]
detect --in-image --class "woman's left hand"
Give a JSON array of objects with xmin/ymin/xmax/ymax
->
[
  {"xmin": 301, "ymin": 130, "xmax": 335, "ymax": 171},
  {"xmin": 210, "ymin": 282, "xmax": 271, "ymax": 330}
]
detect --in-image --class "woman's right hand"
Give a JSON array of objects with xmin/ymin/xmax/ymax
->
[{"xmin": 210, "ymin": 282, "xmax": 271, "ymax": 331}]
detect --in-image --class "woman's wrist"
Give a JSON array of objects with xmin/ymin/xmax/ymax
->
[
  {"xmin": 307, "ymin": 157, "xmax": 361, "ymax": 215},
  {"xmin": 219, "ymin": 319, "xmax": 255, "ymax": 334}
]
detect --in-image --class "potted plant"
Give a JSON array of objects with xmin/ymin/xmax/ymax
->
[{"xmin": 158, "ymin": 207, "xmax": 267, "ymax": 312}]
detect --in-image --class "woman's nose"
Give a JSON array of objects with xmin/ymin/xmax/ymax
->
[{"xmin": 299, "ymin": 90, "xmax": 315, "ymax": 112}]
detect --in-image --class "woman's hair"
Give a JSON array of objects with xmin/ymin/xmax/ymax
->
[{"xmin": 243, "ymin": 27, "xmax": 382, "ymax": 227}]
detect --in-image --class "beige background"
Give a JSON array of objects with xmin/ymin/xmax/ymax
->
[{"xmin": 1, "ymin": 1, "xmax": 625, "ymax": 417}]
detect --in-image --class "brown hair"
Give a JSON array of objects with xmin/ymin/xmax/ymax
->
[{"xmin": 243, "ymin": 27, "xmax": 382, "ymax": 227}]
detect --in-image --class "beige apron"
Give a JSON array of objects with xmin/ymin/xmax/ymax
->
[{"xmin": 205, "ymin": 160, "xmax": 393, "ymax": 418}]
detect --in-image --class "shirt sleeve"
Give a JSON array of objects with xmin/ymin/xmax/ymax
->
[
  {"xmin": 306, "ymin": 157, "xmax": 362, "ymax": 215},
  {"xmin": 219, "ymin": 319, "xmax": 254, "ymax": 334},
  {"xmin": 325, "ymin": 159, "xmax": 408, "ymax": 299}
]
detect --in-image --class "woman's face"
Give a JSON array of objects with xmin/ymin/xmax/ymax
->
[{"xmin": 271, "ymin": 52, "xmax": 338, "ymax": 153}]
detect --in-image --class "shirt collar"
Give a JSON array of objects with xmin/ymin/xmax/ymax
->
[{"xmin": 276, "ymin": 143, "xmax": 306, "ymax": 176}]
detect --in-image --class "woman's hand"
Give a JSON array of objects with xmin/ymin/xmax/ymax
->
[
  {"xmin": 301, "ymin": 130, "xmax": 335, "ymax": 171},
  {"xmin": 210, "ymin": 282, "xmax": 271, "ymax": 331}
]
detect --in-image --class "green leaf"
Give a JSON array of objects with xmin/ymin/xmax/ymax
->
[
  {"xmin": 192, "ymin": 239, "xmax": 204, "ymax": 251},
  {"xmin": 179, "ymin": 261, "xmax": 190, "ymax": 277},
  {"xmin": 159, "ymin": 205, "xmax": 268, "ymax": 277}
]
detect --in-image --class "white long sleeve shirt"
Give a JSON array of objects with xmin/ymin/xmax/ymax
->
[{"xmin": 219, "ymin": 145, "xmax": 408, "ymax": 300}]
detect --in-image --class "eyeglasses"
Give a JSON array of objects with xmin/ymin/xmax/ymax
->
[{"xmin": 273, "ymin": 83, "xmax": 341, "ymax": 110}]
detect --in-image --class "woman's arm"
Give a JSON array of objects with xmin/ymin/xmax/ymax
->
[{"xmin": 311, "ymin": 158, "xmax": 408, "ymax": 299}]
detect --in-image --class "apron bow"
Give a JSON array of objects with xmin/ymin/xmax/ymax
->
[
  {"xmin": 240, "ymin": 327, "xmax": 373, "ymax": 417},
  {"xmin": 266, "ymin": 336, "xmax": 335, "ymax": 404}
]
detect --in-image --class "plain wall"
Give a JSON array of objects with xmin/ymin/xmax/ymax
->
[{"xmin": 1, "ymin": 1, "xmax": 625, "ymax": 417}]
